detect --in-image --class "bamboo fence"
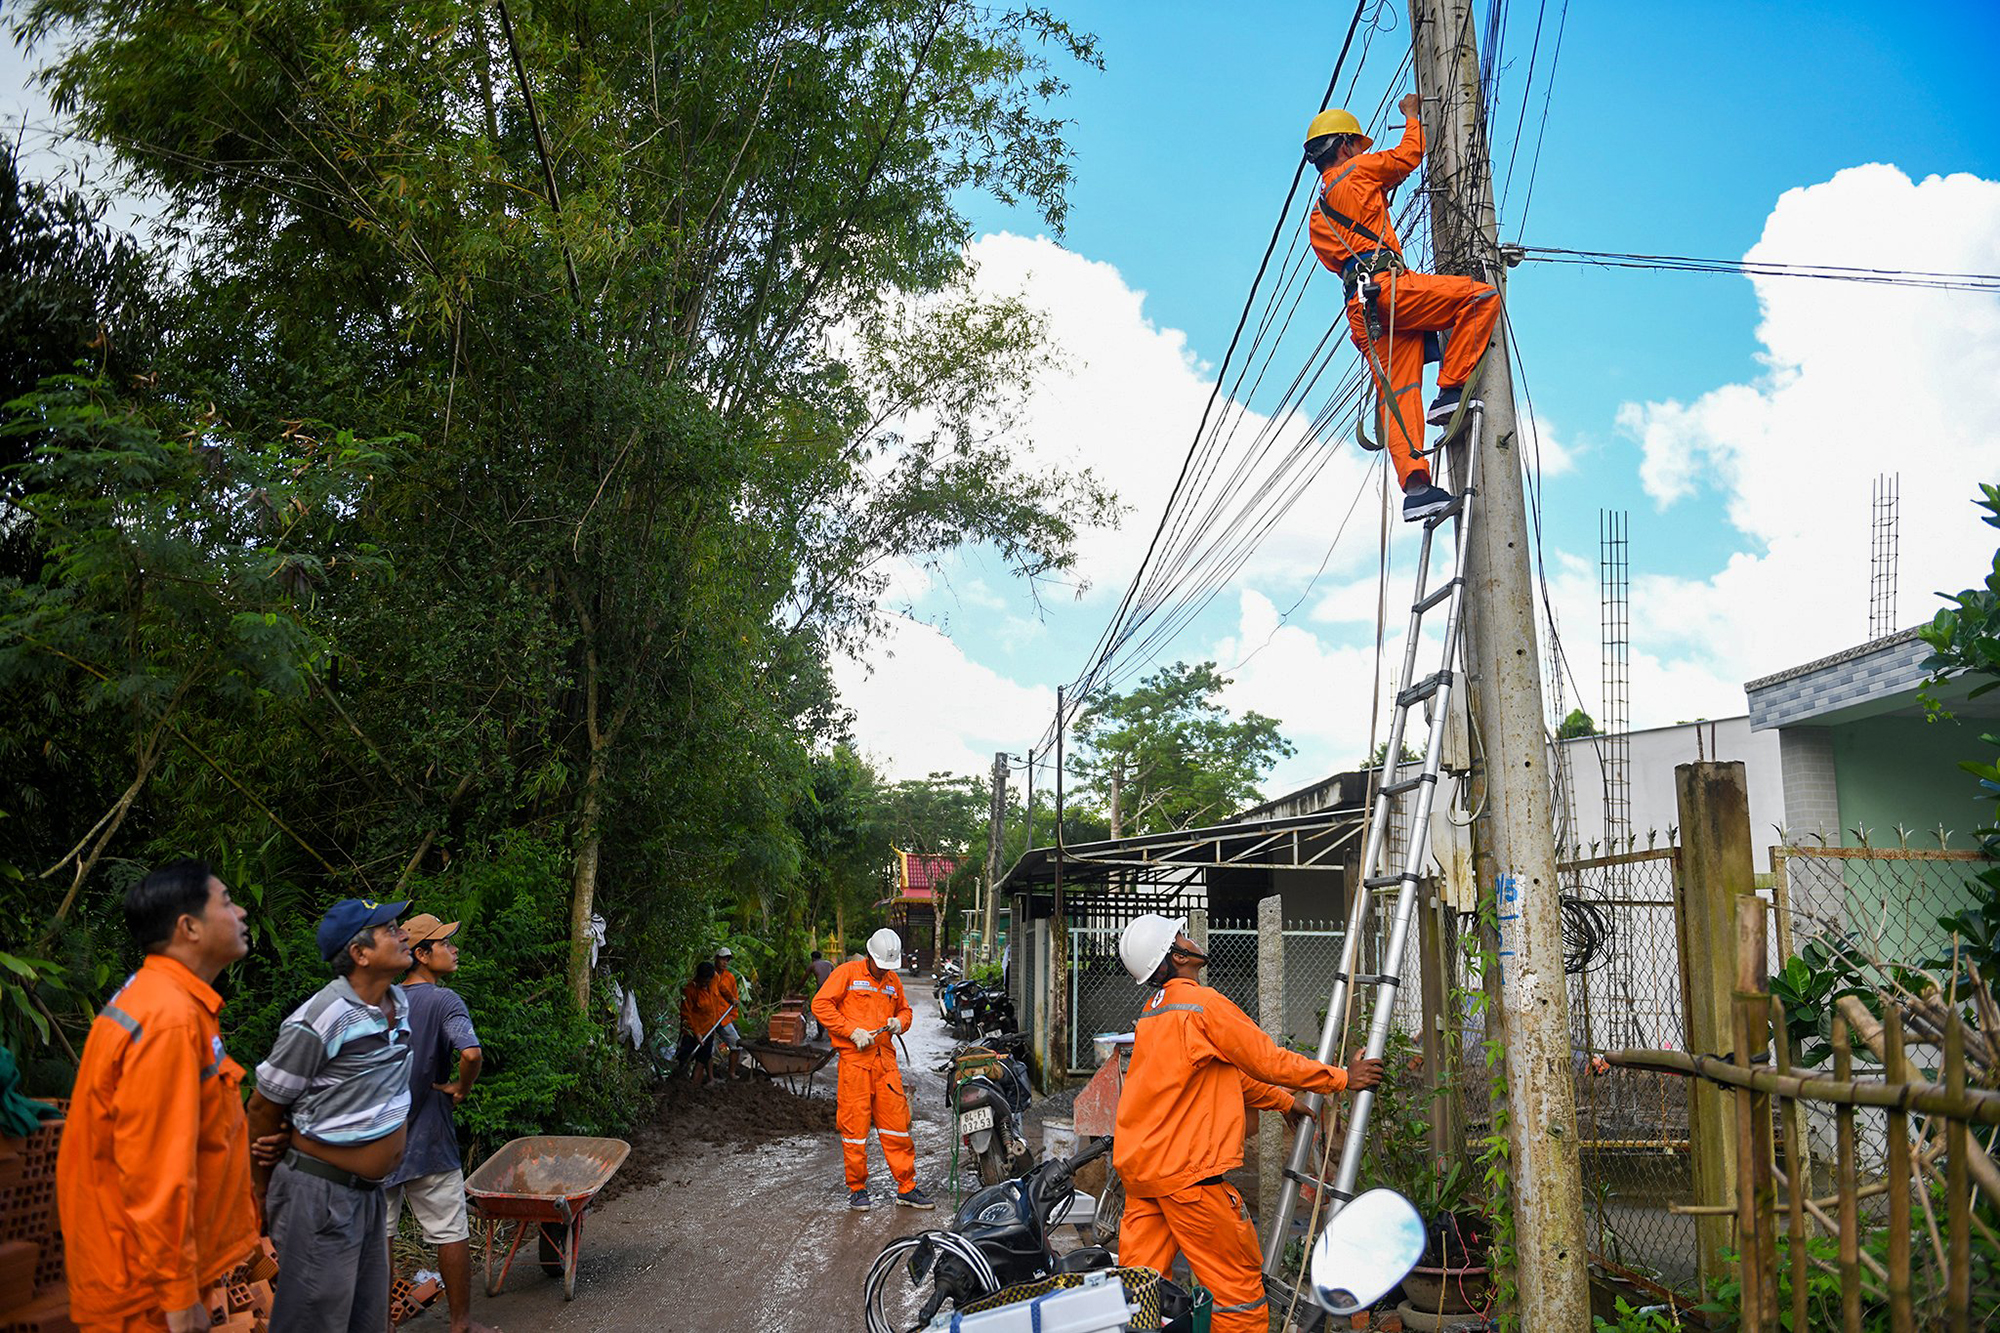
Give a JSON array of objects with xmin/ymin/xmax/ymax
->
[{"xmin": 1608, "ymin": 896, "xmax": 1997, "ymax": 1332}]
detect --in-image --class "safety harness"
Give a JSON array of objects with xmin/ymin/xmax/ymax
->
[{"xmin": 1317, "ymin": 160, "xmax": 1476, "ymax": 458}]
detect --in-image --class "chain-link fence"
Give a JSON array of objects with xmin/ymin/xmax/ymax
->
[
  {"xmin": 1061, "ymin": 890, "xmax": 1211, "ymax": 1073},
  {"xmin": 1770, "ymin": 844, "xmax": 1993, "ymax": 1186},
  {"xmin": 1205, "ymin": 922, "xmax": 1259, "ymax": 1024},
  {"xmin": 1563, "ymin": 847, "xmax": 1700, "ymax": 1292}
]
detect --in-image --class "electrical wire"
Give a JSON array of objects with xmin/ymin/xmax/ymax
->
[{"xmin": 1515, "ymin": 245, "xmax": 2000, "ymax": 293}]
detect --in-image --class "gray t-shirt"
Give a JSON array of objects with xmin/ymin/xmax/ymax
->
[
  {"xmin": 256, "ymin": 978, "xmax": 412, "ymax": 1146},
  {"xmin": 385, "ymin": 981, "xmax": 480, "ymax": 1185}
]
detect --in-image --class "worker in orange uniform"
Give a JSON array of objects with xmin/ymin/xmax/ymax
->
[
  {"xmin": 57, "ymin": 859, "xmax": 260, "ymax": 1333},
  {"xmin": 811, "ymin": 928, "xmax": 934, "ymax": 1211},
  {"xmin": 1112, "ymin": 914, "xmax": 1384, "ymax": 1333},
  {"xmin": 1306, "ymin": 94, "xmax": 1500, "ymax": 523},
  {"xmin": 675, "ymin": 960, "xmax": 730, "ymax": 1084}
]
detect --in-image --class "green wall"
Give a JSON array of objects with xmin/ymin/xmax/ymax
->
[{"xmin": 1832, "ymin": 715, "xmax": 1985, "ymax": 850}]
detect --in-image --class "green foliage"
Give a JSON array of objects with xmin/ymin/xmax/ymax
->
[
  {"xmin": 1592, "ymin": 1296, "xmax": 1688, "ymax": 1332},
  {"xmin": 0, "ymin": 0, "xmax": 1110, "ymax": 1152},
  {"xmin": 1769, "ymin": 934, "xmax": 1873, "ymax": 1065},
  {"xmin": 1696, "ymin": 1238, "xmax": 1890, "ymax": 1332},
  {"xmin": 1072, "ymin": 661, "xmax": 1294, "ymax": 835},
  {"xmin": 1558, "ymin": 708, "xmax": 1597, "ymax": 739},
  {"xmin": 1917, "ymin": 482, "xmax": 2000, "ymax": 999}
]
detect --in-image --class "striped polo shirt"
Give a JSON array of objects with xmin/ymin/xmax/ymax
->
[{"xmin": 254, "ymin": 977, "xmax": 413, "ymax": 1145}]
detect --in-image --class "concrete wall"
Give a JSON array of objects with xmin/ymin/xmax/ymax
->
[
  {"xmin": 1778, "ymin": 727, "xmax": 1841, "ymax": 847},
  {"xmin": 1556, "ymin": 717, "xmax": 1786, "ymax": 871}
]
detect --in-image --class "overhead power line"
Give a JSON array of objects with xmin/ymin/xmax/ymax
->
[{"xmin": 1515, "ymin": 245, "xmax": 2000, "ymax": 293}]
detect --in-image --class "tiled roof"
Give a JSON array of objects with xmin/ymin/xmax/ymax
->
[
  {"xmin": 895, "ymin": 850, "xmax": 960, "ymax": 897},
  {"xmin": 1745, "ymin": 628, "xmax": 1933, "ymax": 730}
]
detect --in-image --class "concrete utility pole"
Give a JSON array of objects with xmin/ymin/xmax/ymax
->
[
  {"xmin": 1408, "ymin": 0, "xmax": 1591, "ymax": 1320},
  {"xmin": 981, "ymin": 751, "xmax": 1008, "ymax": 965}
]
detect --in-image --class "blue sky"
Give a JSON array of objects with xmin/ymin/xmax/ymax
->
[
  {"xmin": 833, "ymin": 0, "xmax": 2000, "ymax": 795},
  {"xmin": 8, "ymin": 5, "xmax": 2000, "ymax": 798}
]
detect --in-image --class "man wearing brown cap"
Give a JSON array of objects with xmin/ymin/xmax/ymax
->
[{"xmin": 387, "ymin": 913, "xmax": 490, "ymax": 1333}]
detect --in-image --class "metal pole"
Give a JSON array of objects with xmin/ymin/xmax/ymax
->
[
  {"xmin": 1409, "ymin": 0, "xmax": 1590, "ymax": 1320},
  {"xmin": 1053, "ymin": 690, "xmax": 1068, "ymax": 1083},
  {"xmin": 982, "ymin": 752, "xmax": 1008, "ymax": 965}
]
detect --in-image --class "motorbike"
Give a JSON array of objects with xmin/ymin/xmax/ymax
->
[
  {"xmin": 863, "ymin": 1137, "xmax": 1194, "ymax": 1332},
  {"xmin": 944, "ymin": 1034, "xmax": 1033, "ymax": 1187},
  {"xmin": 941, "ymin": 978, "xmax": 1017, "ymax": 1043}
]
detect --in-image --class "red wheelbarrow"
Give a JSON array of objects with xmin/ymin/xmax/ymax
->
[{"xmin": 464, "ymin": 1135, "xmax": 630, "ymax": 1300}]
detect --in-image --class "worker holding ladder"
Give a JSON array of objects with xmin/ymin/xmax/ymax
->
[
  {"xmin": 1111, "ymin": 914, "xmax": 1383, "ymax": 1333},
  {"xmin": 1306, "ymin": 93, "xmax": 1499, "ymax": 522}
]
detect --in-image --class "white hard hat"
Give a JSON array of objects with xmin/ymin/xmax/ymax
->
[
  {"xmin": 866, "ymin": 927, "xmax": 903, "ymax": 970},
  {"xmin": 1119, "ymin": 914, "xmax": 1187, "ymax": 987}
]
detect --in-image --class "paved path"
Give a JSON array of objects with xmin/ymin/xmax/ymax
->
[{"xmin": 415, "ymin": 977, "xmax": 972, "ymax": 1333}]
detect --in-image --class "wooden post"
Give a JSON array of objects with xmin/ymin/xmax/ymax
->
[
  {"xmin": 1675, "ymin": 761, "xmax": 1757, "ymax": 1292},
  {"xmin": 1885, "ymin": 1008, "xmax": 1912, "ymax": 1333},
  {"xmin": 1257, "ymin": 894, "xmax": 1287, "ymax": 1224},
  {"xmin": 1945, "ymin": 1014, "xmax": 1969, "ymax": 1333},
  {"xmin": 1772, "ymin": 996, "xmax": 1808, "ymax": 1333},
  {"xmin": 1419, "ymin": 889, "xmax": 1465, "ymax": 1168},
  {"xmin": 1833, "ymin": 1011, "xmax": 1861, "ymax": 1331},
  {"xmin": 1732, "ymin": 894, "xmax": 1776, "ymax": 1329}
]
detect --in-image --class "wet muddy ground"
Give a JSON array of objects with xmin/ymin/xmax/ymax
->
[{"xmin": 412, "ymin": 977, "xmax": 997, "ymax": 1333}]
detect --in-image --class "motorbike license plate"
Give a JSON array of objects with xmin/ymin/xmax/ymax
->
[{"xmin": 959, "ymin": 1105, "xmax": 994, "ymax": 1134}]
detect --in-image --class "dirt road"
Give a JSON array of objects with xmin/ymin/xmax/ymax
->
[{"xmin": 423, "ymin": 977, "xmax": 985, "ymax": 1333}]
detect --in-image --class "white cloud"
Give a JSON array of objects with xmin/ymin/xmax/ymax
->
[
  {"xmin": 832, "ymin": 615, "xmax": 1053, "ymax": 779},
  {"xmin": 1606, "ymin": 165, "xmax": 2000, "ymax": 709}
]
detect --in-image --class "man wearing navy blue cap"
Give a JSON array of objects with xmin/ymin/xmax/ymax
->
[{"xmin": 246, "ymin": 898, "xmax": 414, "ymax": 1333}]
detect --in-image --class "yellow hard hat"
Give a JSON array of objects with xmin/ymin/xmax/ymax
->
[{"xmin": 1304, "ymin": 108, "xmax": 1371, "ymax": 153}]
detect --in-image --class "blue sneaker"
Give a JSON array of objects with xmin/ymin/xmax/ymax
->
[
  {"xmin": 1402, "ymin": 482, "xmax": 1454, "ymax": 523},
  {"xmin": 1426, "ymin": 384, "xmax": 1480, "ymax": 425},
  {"xmin": 848, "ymin": 1188, "xmax": 872, "ymax": 1210},
  {"xmin": 895, "ymin": 1186, "xmax": 936, "ymax": 1210}
]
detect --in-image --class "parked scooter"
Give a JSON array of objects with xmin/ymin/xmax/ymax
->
[
  {"xmin": 943, "ymin": 1034, "xmax": 1033, "ymax": 1187},
  {"xmin": 863, "ymin": 1137, "xmax": 1191, "ymax": 1331},
  {"xmin": 941, "ymin": 977, "xmax": 1017, "ymax": 1043}
]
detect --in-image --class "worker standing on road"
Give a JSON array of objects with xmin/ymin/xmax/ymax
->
[
  {"xmin": 711, "ymin": 945, "xmax": 747, "ymax": 1082},
  {"xmin": 675, "ymin": 961, "xmax": 728, "ymax": 1085},
  {"xmin": 811, "ymin": 928, "xmax": 935, "ymax": 1212},
  {"xmin": 1306, "ymin": 93, "xmax": 1500, "ymax": 523},
  {"xmin": 1112, "ymin": 914, "xmax": 1384, "ymax": 1333}
]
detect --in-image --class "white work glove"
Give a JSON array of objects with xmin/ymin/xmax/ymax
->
[
  {"xmin": 884, "ymin": 1016, "xmax": 903, "ymax": 1035},
  {"xmin": 851, "ymin": 1028, "xmax": 875, "ymax": 1049}
]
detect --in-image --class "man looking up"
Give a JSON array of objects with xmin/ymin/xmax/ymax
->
[
  {"xmin": 1112, "ymin": 914, "xmax": 1384, "ymax": 1333},
  {"xmin": 385, "ymin": 913, "xmax": 489, "ymax": 1333},
  {"xmin": 1305, "ymin": 93, "xmax": 1500, "ymax": 523},
  {"xmin": 57, "ymin": 859, "xmax": 258, "ymax": 1333},
  {"xmin": 248, "ymin": 899, "xmax": 414, "ymax": 1333},
  {"xmin": 811, "ymin": 929, "xmax": 932, "ymax": 1211}
]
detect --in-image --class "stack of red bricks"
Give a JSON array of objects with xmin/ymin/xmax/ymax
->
[
  {"xmin": 0, "ymin": 1106, "xmax": 72, "ymax": 1333},
  {"xmin": 204, "ymin": 1242, "xmax": 279, "ymax": 1333}
]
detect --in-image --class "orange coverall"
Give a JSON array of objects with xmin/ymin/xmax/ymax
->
[
  {"xmin": 811, "ymin": 959, "xmax": 918, "ymax": 1192},
  {"xmin": 679, "ymin": 977, "xmax": 730, "ymax": 1040},
  {"xmin": 56, "ymin": 955, "xmax": 259, "ymax": 1332},
  {"xmin": 1113, "ymin": 977, "xmax": 1349, "ymax": 1333},
  {"xmin": 1309, "ymin": 112, "xmax": 1499, "ymax": 489}
]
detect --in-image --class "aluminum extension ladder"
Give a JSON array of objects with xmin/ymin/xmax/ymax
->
[{"xmin": 1261, "ymin": 404, "xmax": 1484, "ymax": 1299}]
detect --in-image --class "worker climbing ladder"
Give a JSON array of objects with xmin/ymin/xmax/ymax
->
[{"xmin": 1260, "ymin": 402, "xmax": 1483, "ymax": 1296}]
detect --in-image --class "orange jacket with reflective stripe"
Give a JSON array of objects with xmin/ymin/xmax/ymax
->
[
  {"xmin": 1309, "ymin": 113, "xmax": 1424, "ymax": 272},
  {"xmin": 810, "ymin": 959, "xmax": 913, "ymax": 1059},
  {"xmin": 56, "ymin": 955, "xmax": 257, "ymax": 1321},
  {"xmin": 1112, "ymin": 976, "xmax": 1347, "ymax": 1198},
  {"xmin": 680, "ymin": 979, "xmax": 730, "ymax": 1037}
]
